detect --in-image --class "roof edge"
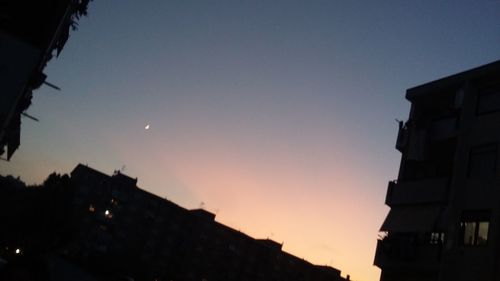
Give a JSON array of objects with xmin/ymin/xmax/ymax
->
[{"xmin": 406, "ymin": 59, "xmax": 500, "ymax": 101}]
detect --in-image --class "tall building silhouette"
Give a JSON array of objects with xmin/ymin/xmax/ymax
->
[
  {"xmin": 375, "ymin": 60, "xmax": 500, "ymax": 281},
  {"xmin": 0, "ymin": 164, "xmax": 350, "ymax": 281},
  {"xmin": 0, "ymin": 0, "xmax": 91, "ymax": 160},
  {"xmin": 68, "ymin": 164, "xmax": 349, "ymax": 281}
]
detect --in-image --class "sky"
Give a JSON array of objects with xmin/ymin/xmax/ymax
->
[{"xmin": 2, "ymin": 1, "xmax": 500, "ymax": 280}]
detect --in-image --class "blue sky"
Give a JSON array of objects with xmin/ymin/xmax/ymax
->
[{"xmin": 2, "ymin": 1, "xmax": 500, "ymax": 280}]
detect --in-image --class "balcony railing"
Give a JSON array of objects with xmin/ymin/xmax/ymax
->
[
  {"xmin": 385, "ymin": 178, "xmax": 448, "ymax": 206},
  {"xmin": 374, "ymin": 236, "xmax": 442, "ymax": 270},
  {"xmin": 395, "ymin": 115, "xmax": 458, "ymax": 154}
]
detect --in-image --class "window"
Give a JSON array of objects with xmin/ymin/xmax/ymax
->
[
  {"xmin": 468, "ymin": 143, "xmax": 497, "ymax": 178},
  {"xmin": 104, "ymin": 209, "xmax": 113, "ymax": 219},
  {"xmin": 430, "ymin": 232, "xmax": 445, "ymax": 245},
  {"xmin": 460, "ymin": 211, "xmax": 490, "ymax": 246},
  {"xmin": 477, "ymin": 83, "xmax": 500, "ymax": 115}
]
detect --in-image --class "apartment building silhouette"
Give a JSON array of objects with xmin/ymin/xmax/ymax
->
[
  {"xmin": 0, "ymin": 0, "xmax": 91, "ymax": 160},
  {"xmin": 375, "ymin": 60, "xmax": 500, "ymax": 281},
  {"xmin": 0, "ymin": 164, "xmax": 349, "ymax": 281},
  {"xmin": 68, "ymin": 164, "xmax": 349, "ymax": 281}
]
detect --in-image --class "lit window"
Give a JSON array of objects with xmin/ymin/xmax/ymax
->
[
  {"xmin": 104, "ymin": 210, "xmax": 113, "ymax": 219},
  {"xmin": 478, "ymin": 222, "xmax": 489, "ymax": 245},
  {"xmin": 462, "ymin": 222, "xmax": 477, "ymax": 245},
  {"xmin": 430, "ymin": 232, "xmax": 445, "ymax": 245},
  {"xmin": 89, "ymin": 204, "xmax": 95, "ymax": 212},
  {"xmin": 460, "ymin": 211, "xmax": 490, "ymax": 246}
]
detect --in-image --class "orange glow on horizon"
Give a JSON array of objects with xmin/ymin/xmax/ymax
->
[{"xmin": 109, "ymin": 138, "xmax": 386, "ymax": 281}]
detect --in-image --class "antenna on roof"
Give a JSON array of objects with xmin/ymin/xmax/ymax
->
[
  {"xmin": 43, "ymin": 81, "xmax": 61, "ymax": 91},
  {"xmin": 21, "ymin": 112, "xmax": 39, "ymax": 122}
]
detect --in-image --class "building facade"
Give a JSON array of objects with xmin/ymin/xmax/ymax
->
[
  {"xmin": 38, "ymin": 164, "xmax": 349, "ymax": 281},
  {"xmin": 374, "ymin": 60, "xmax": 500, "ymax": 281}
]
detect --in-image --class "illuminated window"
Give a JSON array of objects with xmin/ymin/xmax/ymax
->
[
  {"xmin": 430, "ymin": 232, "xmax": 445, "ymax": 245},
  {"xmin": 460, "ymin": 211, "xmax": 490, "ymax": 246},
  {"xmin": 89, "ymin": 204, "xmax": 95, "ymax": 212},
  {"xmin": 104, "ymin": 210, "xmax": 113, "ymax": 219}
]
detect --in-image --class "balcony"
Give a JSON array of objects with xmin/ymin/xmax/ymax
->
[
  {"xmin": 385, "ymin": 178, "xmax": 448, "ymax": 206},
  {"xmin": 395, "ymin": 115, "xmax": 458, "ymax": 154},
  {"xmin": 395, "ymin": 122, "xmax": 409, "ymax": 152},
  {"xmin": 374, "ymin": 236, "xmax": 441, "ymax": 270}
]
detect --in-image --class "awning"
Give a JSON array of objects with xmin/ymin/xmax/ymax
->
[{"xmin": 380, "ymin": 205, "xmax": 443, "ymax": 232}]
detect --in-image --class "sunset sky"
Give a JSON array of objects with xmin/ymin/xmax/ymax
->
[{"xmin": 2, "ymin": 1, "xmax": 500, "ymax": 280}]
